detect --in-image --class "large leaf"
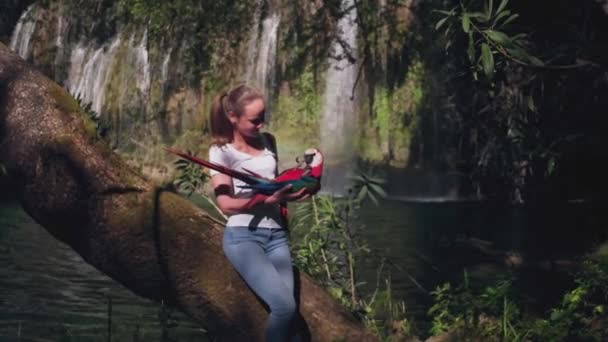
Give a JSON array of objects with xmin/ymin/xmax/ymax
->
[
  {"xmin": 486, "ymin": 0, "xmax": 494, "ymax": 18},
  {"xmin": 435, "ymin": 16, "xmax": 449, "ymax": 31},
  {"xmin": 501, "ymin": 13, "xmax": 519, "ymax": 26},
  {"xmin": 493, "ymin": 10, "xmax": 511, "ymax": 27},
  {"xmin": 480, "ymin": 43, "xmax": 495, "ymax": 78},
  {"xmin": 485, "ymin": 30, "xmax": 511, "ymax": 46},
  {"xmin": 506, "ymin": 46, "xmax": 529, "ymax": 60},
  {"xmin": 467, "ymin": 33, "xmax": 476, "ymax": 63},
  {"xmin": 469, "ymin": 11, "xmax": 489, "ymax": 22},
  {"xmin": 461, "ymin": 13, "xmax": 471, "ymax": 33},
  {"xmin": 368, "ymin": 183, "xmax": 387, "ymax": 198},
  {"xmin": 496, "ymin": 0, "xmax": 509, "ymax": 16}
]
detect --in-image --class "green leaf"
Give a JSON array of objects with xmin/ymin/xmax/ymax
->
[
  {"xmin": 480, "ymin": 43, "xmax": 495, "ymax": 79},
  {"xmin": 461, "ymin": 14, "xmax": 471, "ymax": 33},
  {"xmin": 501, "ymin": 13, "xmax": 519, "ymax": 26},
  {"xmin": 367, "ymin": 191, "xmax": 379, "ymax": 206},
  {"xmin": 511, "ymin": 32, "xmax": 527, "ymax": 42},
  {"xmin": 369, "ymin": 183, "xmax": 387, "ymax": 198},
  {"xmin": 368, "ymin": 176, "xmax": 387, "ymax": 184},
  {"xmin": 486, "ymin": 0, "xmax": 494, "ymax": 18},
  {"xmin": 349, "ymin": 175, "xmax": 366, "ymax": 183},
  {"xmin": 467, "ymin": 34, "xmax": 476, "ymax": 63},
  {"xmin": 506, "ymin": 46, "xmax": 528, "ymax": 60},
  {"xmin": 435, "ymin": 17, "xmax": 449, "ymax": 31},
  {"xmin": 527, "ymin": 96, "xmax": 535, "ymax": 112},
  {"xmin": 496, "ymin": 0, "xmax": 509, "ymax": 16},
  {"xmin": 485, "ymin": 30, "xmax": 511, "ymax": 46},
  {"xmin": 434, "ymin": 9, "xmax": 456, "ymax": 16},
  {"xmin": 528, "ymin": 55, "xmax": 545, "ymax": 66},
  {"xmin": 357, "ymin": 186, "xmax": 368, "ymax": 202},
  {"xmin": 469, "ymin": 12, "xmax": 489, "ymax": 21},
  {"xmin": 493, "ymin": 10, "xmax": 511, "ymax": 27}
]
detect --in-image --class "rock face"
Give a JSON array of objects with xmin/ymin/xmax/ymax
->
[{"xmin": 0, "ymin": 43, "xmax": 378, "ymax": 341}]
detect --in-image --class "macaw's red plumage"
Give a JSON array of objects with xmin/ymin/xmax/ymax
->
[{"xmin": 164, "ymin": 147, "xmax": 324, "ymax": 212}]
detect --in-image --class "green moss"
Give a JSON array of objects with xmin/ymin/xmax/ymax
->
[
  {"xmin": 48, "ymin": 81, "xmax": 98, "ymax": 138},
  {"xmin": 49, "ymin": 82, "xmax": 80, "ymax": 113},
  {"xmin": 360, "ymin": 59, "xmax": 426, "ymax": 165},
  {"xmin": 272, "ymin": 67, "xmax": 321, "ymax": 144}
]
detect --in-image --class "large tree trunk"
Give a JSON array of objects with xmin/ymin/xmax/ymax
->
[{"xmin": 0, "ymin": 42, "xmax": 378, "ymax": 341}]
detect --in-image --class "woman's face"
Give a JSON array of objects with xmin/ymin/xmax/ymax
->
[{"xmin": 231, "ymin": 98, "xmax": 265, "ymax": 138}]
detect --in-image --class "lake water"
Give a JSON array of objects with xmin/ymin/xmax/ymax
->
[
  {"xmin": 0, "ymin": 201, "xmax": 206, "ymax": 342},
  {"xmin": 0, "ymin": 197, "xmax": 603, "ymax": 340}
]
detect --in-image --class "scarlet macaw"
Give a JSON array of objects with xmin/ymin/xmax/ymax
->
[{"xmin": 165, "ymin": 147, "xmax": 323, "ymax": 209}]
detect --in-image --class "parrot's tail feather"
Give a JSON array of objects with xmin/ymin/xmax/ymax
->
[{"xmin": 164, "ymin": 148, "xmax": 263, "ymax": 185}]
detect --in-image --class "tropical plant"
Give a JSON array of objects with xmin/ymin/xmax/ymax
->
[
  {"xmin": 75, "ymin": 96, "xmax": 111, "ymax": 139},
  {"xmin": 434, "ymin": 0, "xmax": 544, "ymax": 83},
  {"xmin": 427, "ymin": 258, "xmax": 608, "ymax": 341},
  {"xmin": 291, "ymin": 165, "xmax": 414, "ymax": 338},
  {"xmin": 171, "ymin": 150, "xmax": 210, "ymax": 197}
]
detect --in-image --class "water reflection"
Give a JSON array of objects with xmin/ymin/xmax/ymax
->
[
  {"xmin": 0, "ymin": 198, "xmax": 603, "ymax": 339},
  {"xmin": 0, "ymin": 201, "xmax": 206, "ymax": 341},
  {"xmin": 357, "ymin": 198, "xmax": 604, "ymax": 328}
]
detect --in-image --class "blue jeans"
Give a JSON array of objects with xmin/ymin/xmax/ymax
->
[{"xmin": 223, "ymin": 226, "xmax": 299, "ymax": 342}]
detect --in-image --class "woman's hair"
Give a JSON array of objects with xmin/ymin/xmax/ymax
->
[{"xmin": 210, "ymin": 84, "xmax": 264, "ymax": 145}]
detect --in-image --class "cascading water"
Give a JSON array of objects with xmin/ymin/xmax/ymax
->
[
  {"xmin": 160, "ymin": 48, "xmax": 172, "ymax": 94},
  {"xmin": 9, "ymin": 4, "xmax": 37, "ymax": 60},
  {"xmin": 133, "ymin": 30, "xmax": 151, "ymax": 102},
  {"xmin": 245, "ymin": 2, "xmax": 280, "ymax": 122},
  {"xmin": 320, "ymin": 0, "xmax": 359, "ymax": 194},
  {"xmin": 67, "ymin": 36, "xmax": 122, "ymax": 115}
]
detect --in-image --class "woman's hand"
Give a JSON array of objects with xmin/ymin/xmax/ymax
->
[{"xmin": 263, "ymin": 185, "xmax": 309, "ymax": 205}]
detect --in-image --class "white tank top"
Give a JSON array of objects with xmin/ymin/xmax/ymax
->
[{"xmin": 208, "ymin": 139, "xmax": 283, "ymax": 229}]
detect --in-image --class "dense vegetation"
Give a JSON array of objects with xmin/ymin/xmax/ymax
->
[{"xmin": 418, "ymin": 0, "xmax": 608, "ymax": 202}]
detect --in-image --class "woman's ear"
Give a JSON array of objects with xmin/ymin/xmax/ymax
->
[{"xmin": 227, "ymin": 111, "xmax": 237, "ymax": 124}]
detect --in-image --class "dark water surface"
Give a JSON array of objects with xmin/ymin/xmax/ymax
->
[
  {"xmin": 0, "ymin": 198, "xmax": 603, "ymax": 340},
  {"xmin": 357, "ymin": 198, "xmax": 604, "ymax": 328},
  {"xmin": 0, "ymin": 201, "xmax": 206, "ymax": 342}
]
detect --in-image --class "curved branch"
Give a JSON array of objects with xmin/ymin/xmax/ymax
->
[{"xmin": 0, "ymin": 43, "xmax": 378, "ymax": 342}]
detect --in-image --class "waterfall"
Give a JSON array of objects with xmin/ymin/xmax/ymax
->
[
  {"xmin": 54, "ymin": 15, "xmax": 64, "ymax": 70},
  {"xmin": 320, "ymin": 0, "xmax": 359, "ymax": 194},
  {"xmin": 245, "ymin": 1, "xmax": 263, "ymax": 84},
  {"xmin": 245, "ymin": 3, "xmax": 280, "ymax": 121},
  {"xmin": 9, "ymin": 5, "xmax": 37, "ymax": 60},
  {"xmin": 161, "ymin": 48, "xmax": 172, "ymax": 93},
  {"xmin": 67, "ymin": 36, "xmax": 122, "ymax": 115},
  {"xmin": 133, "ymin": 30, "xmax": 151, "ymax": 99}
]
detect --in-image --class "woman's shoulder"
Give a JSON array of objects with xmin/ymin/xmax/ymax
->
[{"xmin": 209, "ymin": 143, "xmax": 231, "ymax": 157}]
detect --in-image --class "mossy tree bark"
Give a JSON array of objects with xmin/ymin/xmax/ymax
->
[{"xmin": 0, "ymin": 42, "xmax": 378, "ymax": 342}]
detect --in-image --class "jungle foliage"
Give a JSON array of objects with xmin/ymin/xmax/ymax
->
[
  {"xmin": 429, "ymin": 259, "xmax": 608, "ymax": 341},
  {"xmin": 424, "ymin": 0, "xmax": 608, "ymax": 202}
]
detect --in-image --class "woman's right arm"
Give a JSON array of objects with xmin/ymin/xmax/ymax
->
[{"xmin": 211, "ymin": 173, "xmax": 306, "ymax": 216}]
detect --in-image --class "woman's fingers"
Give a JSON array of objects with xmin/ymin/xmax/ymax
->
[
  {"xmin": 276, "ymin": 184, "xmax": 293, "ymax": 194},
  {"xmin": 296, "ymin": 193, "xmax": 311, "ymax": 202},
  {"xmin": 285, "ymin": 187, "xmax": 308, "ymax": 201}
]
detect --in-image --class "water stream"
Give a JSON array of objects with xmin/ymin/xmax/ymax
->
[
  {"xmin": 9, "ymin": 4, "xmax": 37, "ymax": 60},
  {"xmin": 320, "ymin": 0, "xmax": 359, "ymax": 195},
  {"xmin": 245, "ymin": 1, "xmax": 281, "ymax": 123}
]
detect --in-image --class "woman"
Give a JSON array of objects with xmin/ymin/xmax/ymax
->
[{"xmin": 208, "ymin": 84, "xmax": 308, "ymax": 342}]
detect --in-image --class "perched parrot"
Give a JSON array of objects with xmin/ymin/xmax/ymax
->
[{"xmin": 164, "ymin": 147, "xmax": 323, "ymax": 210}]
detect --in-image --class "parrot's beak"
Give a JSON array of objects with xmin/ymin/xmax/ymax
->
[
  {"xmin": 304, "ymin": 153, "xmax": 314, "ymax": 165},
  {"xmin": 296, "ymin": 153, "xmax": 315, "ymax": 166}
]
